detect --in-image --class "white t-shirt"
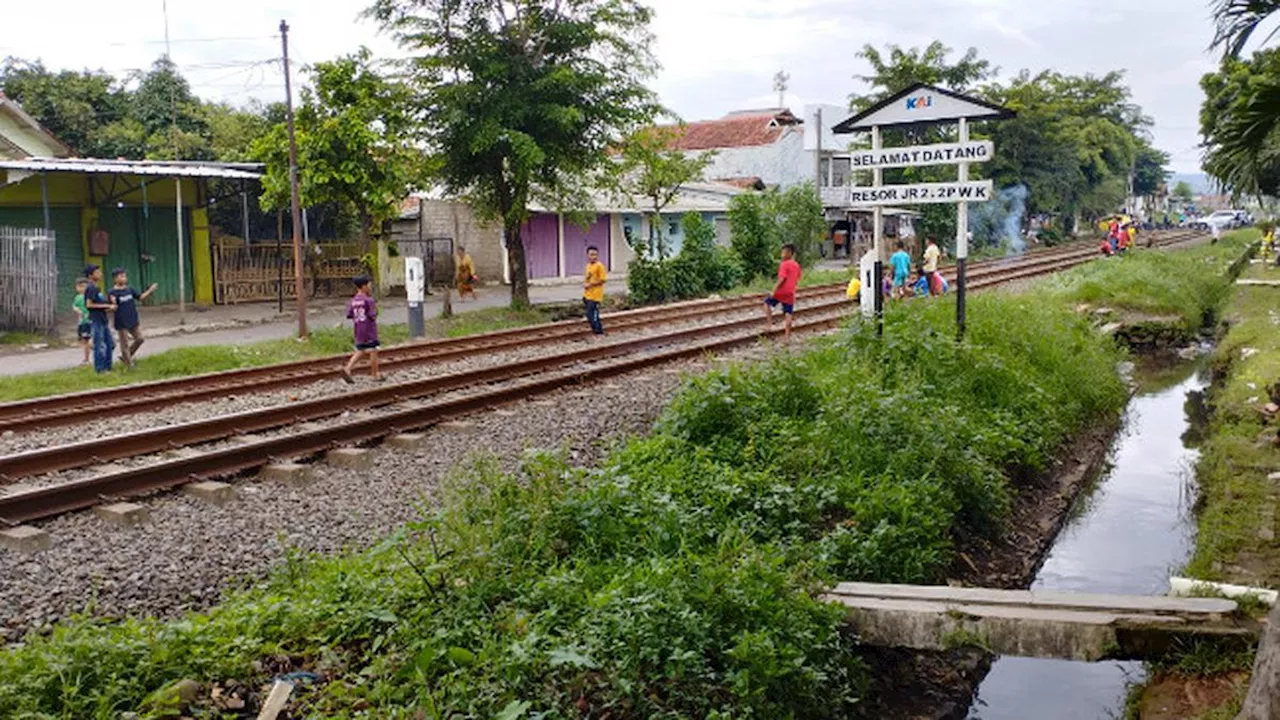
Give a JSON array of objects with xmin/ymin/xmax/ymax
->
[{"xmin": 923, "ymin": 244, "xmax": 940, "ymax": 273}]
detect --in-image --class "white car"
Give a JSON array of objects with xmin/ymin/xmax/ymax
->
[{"xmin": 1199, "ymin": 211, "xmax": 1240, "ymax": 231}]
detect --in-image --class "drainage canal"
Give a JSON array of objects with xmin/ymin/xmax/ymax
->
[{"xmin": 967, "ymin": 356, "xmax": 1210, "ymax": 719}]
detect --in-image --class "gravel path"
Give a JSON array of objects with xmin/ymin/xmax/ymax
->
[{"xmin": 0, "ymin": 324, "xmax": 836, "ymax": 642}]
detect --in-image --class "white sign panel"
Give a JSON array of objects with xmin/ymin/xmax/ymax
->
[
  {"xmin": 848, "ymin": 141, "xmax": 993, "ymax": 170},
  {"xmin": 837, "ymin": 86, "xmax": 1012, "ymax": 131},
  {"xmin": 846, "ymin": 180, "xmax": 994, "ymax": 207}
]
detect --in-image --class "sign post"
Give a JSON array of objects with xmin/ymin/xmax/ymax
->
[
  {"xmin": 832, "ymin": 83, "xmax": 1014, "ymax": 341},
  {"xmin": 956, "ymin": 117, "xmax": 970, "ymax": 341}
]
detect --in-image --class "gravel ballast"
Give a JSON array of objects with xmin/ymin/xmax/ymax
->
[{"xmin": 0, "ymin": 327, "xmax": 830, "ymax": 642}]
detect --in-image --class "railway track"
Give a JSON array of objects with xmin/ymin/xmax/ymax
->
[
  {"xmin": 0, "ymin": 229, "xmax": 1204, "ymax": 527},
  {"xmin": 0, "ymin": 233, "xmax": 1186, "ymax": 435}
]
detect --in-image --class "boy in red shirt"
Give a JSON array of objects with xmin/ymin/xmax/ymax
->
[{"xmin": 763, "ymin": 243, "xmax": 802, "ymax": 342}]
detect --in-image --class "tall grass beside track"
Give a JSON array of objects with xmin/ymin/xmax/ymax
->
[{"xmin": 0, "ymin": 293, "xmax": 1130, "ymax": 719}]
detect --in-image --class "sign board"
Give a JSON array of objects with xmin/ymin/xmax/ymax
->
[
  {"xmin": 832, "ymin": 83, "xmax": 1015, "ymax": 133},
  {"xmin": 847, "ymin": 140, "xmax": 993, "ymax": 170},
  {"xmin": 847, "ymin": 180, "xmax": 993, "ymax": 207}
]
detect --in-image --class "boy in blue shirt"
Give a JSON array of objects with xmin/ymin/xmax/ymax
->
[
  {"xmin": 890, "ymin": 241, "xmax": 911, "ymax": 299},
  {"xmin": 81, "ymin": 264, "xmax": 115, "ymax": 373},
  {"xmin": 107, "ymin": 268, "xmax": 158, "ymax": 367}
]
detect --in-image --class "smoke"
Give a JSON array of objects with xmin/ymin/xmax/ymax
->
[{"xmin": 969, "ymin": 184, "xmax": 1029, "ymax": 256}]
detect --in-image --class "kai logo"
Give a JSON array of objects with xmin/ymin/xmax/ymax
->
[{"xmin": 905, "ymin": 95, "xmax": 934, "ymax": 110}]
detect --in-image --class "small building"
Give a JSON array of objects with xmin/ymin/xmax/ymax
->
[
  {"xmin": 388, "ymin": 182, "xmax": 744, "ymax": 288},
  {"xmin": 0, "ymin": 157, "xmax": 262, "ymax": 307},
  {"xmin": 0, "ymin": 93, "xmax": 71, "ymax": 161}
]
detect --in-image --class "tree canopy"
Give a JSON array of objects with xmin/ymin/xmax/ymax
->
[
  {"xmin": 366, "ymin": 0, "xmax": 662, "ymax": 307},
  {"xmin": 605, "ymin": 125, "xmax": 714, "ymax": 260},
  {"xmin": 251, "ymin": 48, "xmax": 422, "ymax": 248}
]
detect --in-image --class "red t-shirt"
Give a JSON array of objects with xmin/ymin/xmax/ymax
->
[{"xmin": 775, "ymin": 259, "xmax": 801, "ymax": 304}]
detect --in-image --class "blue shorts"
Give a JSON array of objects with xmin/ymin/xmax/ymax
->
[
  {"xmin": 764, "ymin": 296, "xmax": 794, "ymax": 315},
  {"xmin": 893, "ymin": 272, "xmax": 908, "ymax": 287},
  {"xmin": 77, "ymin": 323, "xmax": 91, "ymax": 340}
]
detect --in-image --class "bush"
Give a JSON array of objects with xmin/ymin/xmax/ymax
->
[
  {"xmin": 626, "ymin": 213, "xmax": 743, "ymax": 305},
  {"xmin": 728, "ymin": 186, "xmax": 828, "ymax": 279}
]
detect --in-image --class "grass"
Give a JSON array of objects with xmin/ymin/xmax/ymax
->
[
  {"xmin": 0, "ymin": 330, "xmax": 58, "ymax": 346},
  {"xmin": 1182, "ymin": 255, "xmax": 1280, "ymax": 588},
  {"xmin": 0, "ymin": 293, "xmax": 1130, "ymax": 719},
  {"xmin": 0, "ymin": 306, "xmax": 552, "ymax": 403},
  {"xmin": 1033, "ymin": 231, "xmax": 1257, "ymax": 330}
]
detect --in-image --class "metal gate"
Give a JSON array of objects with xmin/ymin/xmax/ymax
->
[
  {"xmin": 0, "ymin": 227, "xmax": 57, "ymax": 333},
  {"xmin": 396, "ymin": 237, "xmax": 455, "ymax": 288}
]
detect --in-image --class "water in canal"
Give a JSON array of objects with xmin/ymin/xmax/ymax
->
[{"xmin": 967, "ymin": 357, "xmax": 1210, "ymax": 720}]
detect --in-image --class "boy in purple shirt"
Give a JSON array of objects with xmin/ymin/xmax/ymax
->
[{"xmin": 342, "ymin": 275, "xmax": 382, "ymax": 383}]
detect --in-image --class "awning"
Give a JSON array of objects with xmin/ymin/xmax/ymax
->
[{"xmin": 0, "ymin": 157, "xmax": 262, "ymax": 180}]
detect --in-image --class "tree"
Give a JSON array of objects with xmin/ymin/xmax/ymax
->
[
  {"xmin": 251, "ymin": 48, "xmax": 421, "ymax": 252},
  {"xmin": 0, "ymin": 58, "xmax": 126, "ymax": 156},
  {"xmin": 367, "ymin": 0, "xmax": 661, "ymax": 308},
  {"xmin": 1172, "ymin": 180, "xmax": 1196, "ymax": 203},
  {"xmin": 1200, "ymin": 48, "xmax": 1280, "ymax": 198},
  {"xmin": 850, "ymin": 41, "xmax": 994, "ymax": 110},
  {"xmin": 607, "ymin": 125, "xmax": 714, "ymax": 260},
  {"xmin": 1212, "ymin": 0, "xmax": 1280, "ymax": 58},
  {"xmin": 727, "ymin": 185, "xmax": 826, "ymax": 279},
  {"xmin": 980, "ymin": 70, "xmax": 1156, "ymax": 228}
]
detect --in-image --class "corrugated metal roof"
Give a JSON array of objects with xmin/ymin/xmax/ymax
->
[{"xmin": 0, "ymin": 157, "xmax": 262, "ymax": 180}]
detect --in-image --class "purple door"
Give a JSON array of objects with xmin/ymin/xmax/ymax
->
[
  {"xmin": 520, "ymin": 213, "xmax": 559, "ymax": 279},
  {"xmin": 563, "ymin": 214, "xmax": 611, "ymax": 273}
]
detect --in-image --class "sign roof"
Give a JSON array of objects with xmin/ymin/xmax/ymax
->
[{"xmin": 832, "ymin": 83, "xmax": 1014, "ymax": 134}]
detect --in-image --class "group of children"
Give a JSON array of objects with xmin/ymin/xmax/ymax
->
[
  {"xmin": 1099, "ymin": 219, "xmax": 1138, "ymax": 256},
  {"xmin": 74, "ymin": 264, "xmax": 158, "ymax": 373},
  {"xmin": 887, "ymin": 238, "xmax": 950, "ymax": 300}
]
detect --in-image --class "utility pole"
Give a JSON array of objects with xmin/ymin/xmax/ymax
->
[{"xmin": 280, "ymin": 20, "xmax": 308, "ymax": 339}]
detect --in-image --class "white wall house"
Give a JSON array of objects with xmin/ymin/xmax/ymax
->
[{"xmin": 668, "ymin": 105, "xmax": 851, "ymax": 197}]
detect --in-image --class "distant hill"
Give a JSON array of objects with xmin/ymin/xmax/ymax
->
[{"xmin": 1170, "ymin": 172, "xmax": 1214, "ymax": 195}]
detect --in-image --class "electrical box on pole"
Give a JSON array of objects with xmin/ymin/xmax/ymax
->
[{"xmin": 405, "ymin": 256, "xmax": 426, "ymax": 339}]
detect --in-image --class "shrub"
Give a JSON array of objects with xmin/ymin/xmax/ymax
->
[
  {"xmin": 626, "ymin": 213, "xmax": 743, "ymax": 305},
  {"xmin": 728, "ymin": 192, "xmax": 778, "ymax": 280},
  {"xmin": 728, "ymin": 186, "xmax": 827, "ymax": 278}
]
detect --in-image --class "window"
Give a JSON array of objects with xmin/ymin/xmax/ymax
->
[
  {"xmin": 831, "ymin": 157, "xmax": 851, "ymax": 188},
  {"xmin": 669, "ymin": 221, "xmax": 679, "ymax": 236}
]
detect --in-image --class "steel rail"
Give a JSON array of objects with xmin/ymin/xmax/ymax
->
[
  {"xmin": 0, "ymin": 285, "xmax": 849, "ymax": 434},
  {"xmin": 0, "ymin": 298, "xmax": 854, "ymax": 481},
  {"xmin": 0, "ymin": 230, "xmax": 1205, "ymax": 525},
  {"xmin": 0, "ymin": 314, "xmax": 848, "ymax": 524},
  {"xmin": 0, "ymin": 235, "xmax": 1137, "ymax": 433}
]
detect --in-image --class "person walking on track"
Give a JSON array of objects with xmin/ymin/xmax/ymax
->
[
  {"xmin": 342, "ymin": 275, "xmax": 383, "ymax": 383},
  {"xmin": 583, "ymin": 245, "xmax": 607, "ymax": 336},
  {"xmin": 764, "ymin": 243, "xmax": 802, "ymax": 342}
]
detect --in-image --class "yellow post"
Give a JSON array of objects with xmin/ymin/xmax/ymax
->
[
  {"xmin": 191, "ymin": 206, "xmax": 213, "ymax": 305},
  {"xmin": 80, "ymin": 206, "xmax": 100, "ymax": 267}
]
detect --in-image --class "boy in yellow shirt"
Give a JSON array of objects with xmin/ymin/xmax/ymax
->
[{"xmin": 583, "ymin": 245, "xmax": 607, "ymax": 335}]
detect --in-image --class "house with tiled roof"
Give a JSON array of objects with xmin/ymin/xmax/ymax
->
[
  {"xmin": 664, "ymin": 107, "xmax": 851, "ymax": 197},
  {"xmin": 664, "ymin": 105, "xmax": 915, "ymax": 259}
]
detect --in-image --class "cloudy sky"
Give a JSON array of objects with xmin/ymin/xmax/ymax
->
[{"xmin": 0, "ymin": 0, "xmax": 1252, "ymax": 173}]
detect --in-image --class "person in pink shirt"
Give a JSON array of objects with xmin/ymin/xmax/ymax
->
[{"xmin": 763, "ymin": 243, "xmax": 802, "ymax": 342}]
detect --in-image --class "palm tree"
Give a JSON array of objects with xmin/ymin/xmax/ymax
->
[{"xmin": 1213, "ymin": 0, "xmax": 1280, "ymax": 58}]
